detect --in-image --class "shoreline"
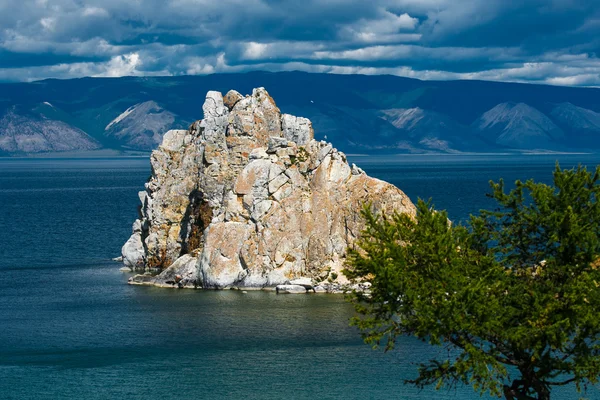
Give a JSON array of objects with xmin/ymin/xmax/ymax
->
[{"xmin": 125, "ymin": 270, "xmax": 366, "ymax": 294}]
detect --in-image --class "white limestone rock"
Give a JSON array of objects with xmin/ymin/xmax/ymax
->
[
  {"xmin": 160, "ymin": 129, "xmax": 188, "ymax": 151},
  {"xmin": 122, "ymin": 87, "xmax": 417, "ymax": 289},
  {"xmin": 121, "ymin": 225, "xmax": 145, "ymax": 268},
  {"xmin": 290, "ymin": 277, "xmax": 313, "ymax": 286},
  {"xmin": 199, "ymin": 222, "xmax": 253, "ymax": 288},
  {"xmin": 276, "ymin": 285, "xmax": 308, "ymax": 294},
  {"xmin": 282, "ymin": 114, "xmax": 313, "ymax": 146},
  {"xmin": 203, "ymin": 91, "xmax": 228, "ymax": 118}
]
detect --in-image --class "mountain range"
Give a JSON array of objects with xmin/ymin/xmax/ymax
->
[{"xmin": 1, "ymin": 71, "xmax": 600, "ymax": 155}]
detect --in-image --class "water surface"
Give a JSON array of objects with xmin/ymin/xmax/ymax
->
[{"xmin": 1, "ymin": 154, "xmax": 599, "ymax": 399}]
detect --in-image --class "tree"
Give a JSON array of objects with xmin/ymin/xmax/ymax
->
[{"xmin": 344, "ymin": 164, "xmax": 600, "ymax": 400}]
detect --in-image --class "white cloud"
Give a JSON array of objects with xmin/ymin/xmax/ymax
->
[
  {"xmin": 68, "ymin": 39, "xmax": 125, "ymax": 57},
  {"xmin": 397, "ymin": 13, "xmax": 419, "ymax": 30},
  {"xmin": 313, "ymin": 44, "xmax": 521, "ymax": 64},
  {"xmin": 545, "ymin": 74, "xmax": 600, "ymax": 86},
  {"xmin": 339, "ymin": 10, "xmax": 421, "ymax": 44},
  {"xmin": 185, "ymin": 57, "xmax": 216, "ymax": 75},
  {"xmin": 315, "ymin": 45, "xmax": 412, "ymax": 61},
  {"xmin": 82, "ymin": 7, "xmax": 109, "ymax": 18},
  {"xmin": 242, "ymin": 42, "xmax": 270, "ymax": 60},
  {"xmin": 2, "ymin": 54, "xmax": 600, "ymax": 87},
  {"xmin": 40, "ymin": 17, "xmax": 55, "ymax": 31},
  {"xmin": 98, "ymin": 53, "xmax": 142, "ymax": 77},
  {"xmin": 237, "ymin": 41, "xmax": 326, "ymax": 61}
]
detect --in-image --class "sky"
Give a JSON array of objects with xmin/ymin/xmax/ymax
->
[{"xmin": 0, "ymin": 0, "xmax": 599, "ymax": 85}]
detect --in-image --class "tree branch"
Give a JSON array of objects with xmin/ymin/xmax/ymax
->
[{"xmin": 543, "ymin": 377, "xmax": 577, "ymax": 386}]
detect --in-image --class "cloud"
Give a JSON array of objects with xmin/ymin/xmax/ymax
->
[
  {"xmin": 39, "ymin": 17, "xmax": 56, "ymax": 32},
  {"xmin": 338, "ymin": 10, "xmax": 420, "ymax": 43},
  {"xmin": 242, "ymin": 42, "xmax": 270, "ymax": 60},
  {"xmin": 100, "ymin": 53, "xmax": 142, "ymax": 77},
  {"xmin": 81, "ymin": 7, "xmax": 109, "ymax": 18},
  {"xmin": 0, "ymin": 0, "xmax": 598, "ymax": 86}
]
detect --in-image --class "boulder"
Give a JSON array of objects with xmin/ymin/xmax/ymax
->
[
  {"xmin": 128, "ymin": 274, "xmax": 155, "ymax": 284},
  {"xmin": 290, "ymin": 277, "xmax": 314, "ymax": 290},
  {"xmin": 276, "ymin": 285, "xmax": 308, "ymax": 294},
  {"xmin": 154, "ymin": 254, "xmax": 199, "ymax": 288},
  {"xmin": 223, "ymin": 90, "xmax": 244, "ymax": 110},
  {"xmin": 129, "ymin": 254, "xmax": 199, "ymax": 288},
  {"xmin": 121, "ymin": 228, "xmax": 144, "ymax": 269},
  {"xmin": 122, "ymin": 87, "xmax": 416, "ymax": 289}
]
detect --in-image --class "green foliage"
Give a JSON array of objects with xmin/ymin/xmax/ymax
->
[
  {"xmin": 290, "ymin": 147, "xmax": 309, "ymax": 166},
  {"xmin": 344, "ymin": 164, "xmax": 600, "ymax": 400},
  {"xmin": 296, "ymin": 147, "xmax": 309, "ymax": 163}
]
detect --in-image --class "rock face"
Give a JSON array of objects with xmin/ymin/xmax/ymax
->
[{"xmin": 122, "ymin": 88, "xmax": 416, "ymax": 289}]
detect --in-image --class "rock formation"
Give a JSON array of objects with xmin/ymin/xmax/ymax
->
[{"xmin": 122, "ymin": 87, "xmax": 416, "ymax": 290}]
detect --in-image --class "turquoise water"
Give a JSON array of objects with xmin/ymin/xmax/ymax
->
[{"xmin": 1, "ymin": 154, "xmax": 599, "ymax": 399}]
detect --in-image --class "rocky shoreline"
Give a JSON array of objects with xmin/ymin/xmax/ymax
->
[{"xmin": 125, "ymin": 267, "xmax": 372, "ymax": 294}]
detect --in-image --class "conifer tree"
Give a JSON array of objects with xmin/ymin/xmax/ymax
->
[{"xmin": 345, "ymin": 164, "xmax": 600, "ymax": 399}]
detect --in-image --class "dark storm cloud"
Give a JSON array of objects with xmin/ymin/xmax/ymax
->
[
  {"xmin": 419, "ymin": 0, "xmax": 598, "ymax": 50},
  {"xmin": 0, "ymin": 0, "xmax": 599, "ymax": 85},
  {"xmin": 0, "ymin": 49, "xmax": 106, "ymax": 68}
]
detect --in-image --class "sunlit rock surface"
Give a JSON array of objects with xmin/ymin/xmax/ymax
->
[{"xmin": 123, "ymin": 88, "xmax": 416, "ymax": 289}]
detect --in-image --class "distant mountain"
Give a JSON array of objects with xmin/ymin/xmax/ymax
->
[
  {"xmin": 0, "ymin": 103, "xmax": 100, "ymax": 154},
  {"xmin": 379, "ymin": 107, "xmax": 484, "ymax": 152},
  {"xmin": 103, "ymin": 101, "xmax": 189, "ymax": 150},
  {"xmin": 283, "ymin": 105, "xmax": 418, "ymax": 153},
  {"xmin": 473, "ymin": 103, "xmax": 564, "ymax": 150},
  {"xmin": 1, "ymin": 72, "xmax": 600, "ymax": 155},
  {"xmin": 549, "ymin": 103, "xmax": 600, "ymax": 148}
]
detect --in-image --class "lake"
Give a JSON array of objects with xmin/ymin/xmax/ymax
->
[{"xmin": 1, "ymin": 154, "xmax": 599, "ymax": 399}]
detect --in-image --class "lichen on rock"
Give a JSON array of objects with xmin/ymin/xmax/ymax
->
[{"xmin": 123, "ymin": 87, "xmax": 416, "ymax": 290}]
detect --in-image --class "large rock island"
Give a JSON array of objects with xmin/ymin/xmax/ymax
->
[{"xmin": 122, "ymin": 88, "xmax": 416, "ymax": 291}]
